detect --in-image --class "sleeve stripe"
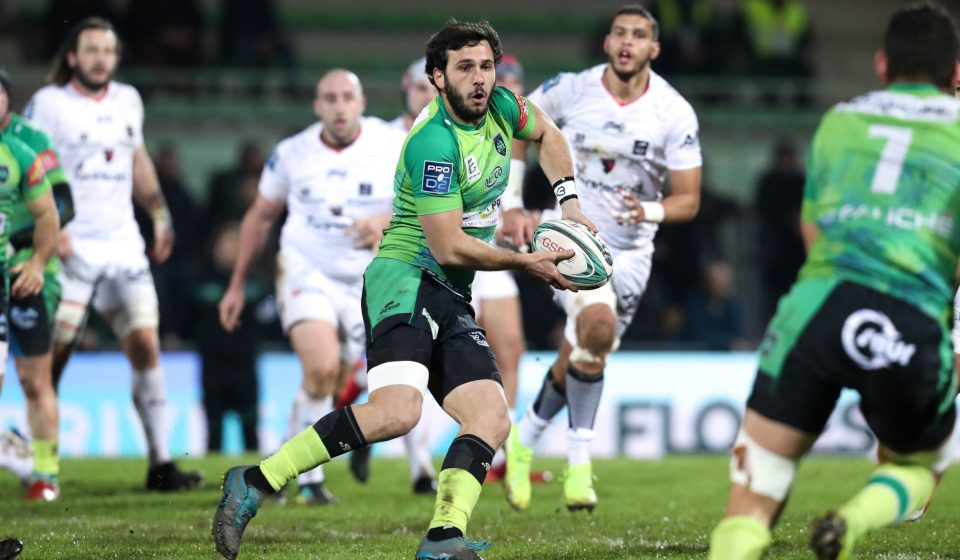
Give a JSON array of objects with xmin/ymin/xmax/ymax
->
[{"xmin": 510, "ymin": 89, "xmax": 529, "ymax": 131}]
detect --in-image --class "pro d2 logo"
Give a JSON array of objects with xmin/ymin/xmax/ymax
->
[{"xmin": 841, "ymin": 309, "xmax": 916, "ymax": 370}]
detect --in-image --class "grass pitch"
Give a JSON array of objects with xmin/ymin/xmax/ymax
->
[{"xmin": 1, "ymin": 455, "xmax": 956, "ymax": 559}]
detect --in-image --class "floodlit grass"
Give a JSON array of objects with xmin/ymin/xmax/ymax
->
[{"xmin": 1, "ymin": 455, "xmax": 956, "ymax": 559}]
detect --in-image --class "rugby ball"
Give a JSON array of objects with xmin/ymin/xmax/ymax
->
[{"xmin": 531, "ymin": 219, "xmax": 613, "ymax": 289}]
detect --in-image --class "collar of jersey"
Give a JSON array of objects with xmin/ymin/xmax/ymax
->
[
  {"xmin": 886, "ymin": 82, "xmax": 942, "ymax": 96},
  {"xmin": 437, "ymin": 97, "xmax": 485, "ymax": 132}
]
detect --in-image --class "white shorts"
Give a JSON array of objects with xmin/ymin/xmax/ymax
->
[
  {"xmin": 552, "ymin": 244, "xmax": 653, "ymax": 346},
  {"xmin": 59, "ymin": 237, "xmax": 159, "ymax": 321},
  {"xmin": 470, "ymin": 269, "xmax": 520, "ymax": 318},
  {"xmin": 276, "ymin": 252, "xmax": 366, "ymax": 364}
]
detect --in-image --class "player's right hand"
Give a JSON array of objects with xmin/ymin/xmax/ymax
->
[
  {"xmin": 10, "ymin": 259, "xmax": 45, "ymax": 299},
  {"xmin": 56, "ymin": 231, "xmax": 73, "ymax": 261},
  {"xmin": 218, "ymin": 285, "xmax": 246, "ymax": 332},
  {"xmin": 523, "ymin": 249, "xmax": 578, "ymax": 292}
]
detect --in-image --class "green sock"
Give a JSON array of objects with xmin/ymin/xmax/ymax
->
[
  {"xmin": 259, "ymin": 427, "xmax": 331, "ymax": 491},
  {"xmin": 709, "ymin": 516, "xmax": 772, "ymax": 560},
  {"xmin": 33, "ymin": 439, "xmax": 59, "ymax": 478},
  {"xmin": 838, "ymin": 463, "xmax": 935, "ymax": 537},
  {"xmin": 428, "ymin": 468, "xmax": 483, "ymax": 534}
]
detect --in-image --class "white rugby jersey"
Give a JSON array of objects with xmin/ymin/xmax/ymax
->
[
  {"xmin": 529, "ymin": 64, "xmax": 702, "ymax": 250},
  {"xmin": 260, "ymin": 117, "xmax": 403, "ymax": 283},
  {"xmin": 24, "ymin": 81, "xmax": 145, "ymax": 242}
]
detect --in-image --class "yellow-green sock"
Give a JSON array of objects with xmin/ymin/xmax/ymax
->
[
  {"xmin": 428, "ymin": 468, "xmax": 483, "ymax": 534},
  {"xmin": 33, "ymin": 439, "xmax": 59, "ymax": 478},
  {"xmin": 259, "ymin": 427, "xmax": 331, "ymax": 491},
  {"xmin": 709, "ymin": 516, "xmax": 772, "ymax": 560},
  {"xmin": 838, "ymin": 463, "xmax": 935, "ymax": 536}
]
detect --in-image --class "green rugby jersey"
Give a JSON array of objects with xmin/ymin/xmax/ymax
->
[
  {"xmin": 3, "ymin": 113, "xmax": 65, "ymax": 273},
  {"xmin": 0, "ymin": 133, "xmax": 52, "ymax": 270},
  {"xmin": 375, "ymin": 86, "xmax": 536, "ymax": 298},
  {"xmin": 799, "ymin": 83, "xmax": 960, "ymax": 320}
]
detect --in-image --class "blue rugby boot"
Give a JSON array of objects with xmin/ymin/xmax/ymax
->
[
  {"xmin": 212, "ymin": 466, "xmax": 266, "ymax": 559},
  {"xmin": 414, "ymin": 535, "xmax": 491, "ymax": 559}
]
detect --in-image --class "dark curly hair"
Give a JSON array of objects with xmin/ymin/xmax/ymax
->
[{"xmin": 424, "ymin": 19, "xmax": 503, "ymax": 90}]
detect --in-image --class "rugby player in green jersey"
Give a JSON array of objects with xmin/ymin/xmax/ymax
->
[
  {"xmin": 213, "ymin": 19, "xmax": 596, "ymax": 560},
  {"xmin": 709, "ymin": 3, "xmax": 960, "ymax": 559},
  {"xmin": 0, "ymin": 135, "xmax": 60, "ymax": 391},
  {"xmin": 0, "ymin": 67, "xmax": 75, "ymax": 502}
]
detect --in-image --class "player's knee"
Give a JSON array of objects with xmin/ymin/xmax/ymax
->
[
  {"xmin": 124, "ymin": 328, "xmax": 160, "ymax": 369},
  {"xmin": 472, "ymin": 403, "xmax": 511, "ymax": 448},
  {"xmin": 369, "ymin": 388, "xmax": 422, "ymax": 438},
  {"xmin": 17, "ymin": 371, "xmax": 51, "ymax": 401},
  {"xmin": 729, "ymin": 428, "xmax": 798, "ymax": 502},
  {"xmin": 575, "ymin": 305, "xmax": 617, "ymax": 356},
  {"xmin": 112, "ymin": 305, "xmax": 159, "ymax": 340},
  {"xmin": 53, "ymin": 301, "xmax": 87, "ymax": 344}
]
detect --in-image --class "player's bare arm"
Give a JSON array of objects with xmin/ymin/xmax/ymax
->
[
  {"xmin": 617, "ymin": 166, "xmax": 702, "ymax": 225},
  {"xmin": 132, "ymin": 146, "xmax": 174, "ymax": 263},
  {"xmin": 524, "ymin": 102, "xmax": 598, "ymax": 233},
  {"xmin": 12, "ymin": 190, "xmax": 59, "ymax": 298},
  {"xmin": 419, "ymin": 208, "xmax": 576, "ymax": 291},
  {"xmin": 218, "ymin": 194, "xmax": 285, "ymax": 331},
  {"xmin": 801, "ymin": 221, "xmax": 819, "ymax": 252},
  {"xmin": 348, "ymin": 211, "xmax": 393, "ymax": 249}
]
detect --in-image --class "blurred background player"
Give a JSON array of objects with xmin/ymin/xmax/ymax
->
[
  {"xmin": 0, "ymin": 122, "xmax": 60, "ymax": 499},
  {"xmin": 0, "ymin": 538, "xmax": 21, "ymax": 560},
  {"xmin": 24, "ymin": 17, "xmax": 201, "ymax": 491},
  {"xmin": 0, "ymin": 66, "xmax": 74, "ymax": 502},
  {"xmin": 506, "ymin": 4, "xmax": 703, "ymax": 512},
  {"xmin": 219, "ymin": 69, "xmax": 405, "ymax": 505},
  {"xmin": 709, "ymin": 3, "xmax": 960, "ymax": 559}
]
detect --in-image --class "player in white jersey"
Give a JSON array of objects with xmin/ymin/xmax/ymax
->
[
  {"xmin": 24, "ymin": 17, "xmax": 202, "ymax": 491},
  {"xmin": 219, "ymin": 69, "xmax": 406, "ymax": 504},
  {"xmin": 506, "ymin": 4, "xmax": 703, "ymax": 512}
]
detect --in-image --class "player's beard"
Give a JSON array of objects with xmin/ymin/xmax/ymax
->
[
  {"xmin": 609, "ymin": 52, "xmax": 651, "ymax": 83},
  {"xmin": 443, "ymin": 80, "xmax": 490, "ymax": 123},
  {"xmin": 74, "ymin": 65, "xmax": 111, "ymax": 93}
]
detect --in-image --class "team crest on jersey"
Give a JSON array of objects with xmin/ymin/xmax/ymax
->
[
  {"xmin": 632, "ymin": 140, "xmax": 649, "ymax": 156},
  {"xmin": 358, "ymin": 182, "xmax": 372, "ymax": 196},
  {"xmin": 493, "ymin": 133, "xmax": 506, "ymax": 156},
  {"xmin": 601, "ymin": 158, "xmax": 616, "ymax": 174},
  {"xmin": 422, "ymin": 160, "xmax": 453, "ymax": 194},
  {"xmin": 0, "ymin": 165, "xmax": 7, "ymax": 182},
  {"xmin": 104, "ymin": 149, "xmax": 114, "ymax": 162}
]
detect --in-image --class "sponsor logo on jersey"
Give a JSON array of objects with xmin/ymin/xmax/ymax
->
[
  {"xmin": 494, "ymin": 133, "xmax": 507, "ymax": 156},
  {"xmin": 603, "ymin": 121, "xmax": 625, "ymax": 134},
  {"xmin": 468, "ymin": 331, "xmax": 490, "ymax": 347},
  {"xmin": 484, "ymin": 165, "xmax": 503, "ymax": 188},
  {"xmin": 541, "ymin": 74, "xmax": 562, "ymax": 93},
  {"xmin": 126, "ymin": 125, "xmax": 134, "ymax": 138},
  {"xmin": 423, "ymin": 160, "xmax": 453, "ymax": 194},
  {"xmin": 573, "ymin": 133, "xmax": 586, "ymax": 146},
  {"xmin": 380, "ymin": 300, "xmax": 399, "ymax": 315},
  {"xmin": 327, "ymin": 169, "xmax": 347, "ymax": 179},
  {"xmin": 10, "ymin": 306, "xmax": 39, "ymax": 330},
  {"xmin": 330, "ymin": 205, "xmax": 343, "ymax": 216},
  {"xmin": 0, "ymin": 165, "xmax": 7, "ymax": 182},
  {"xmin": 682, "ymin": 133, "xmax": 699, "ymax": 148},
  {"xmin": 26, "ymin": 157, "xmax": 45, "ymax": 187},
  {"xmin": 601, "ymin": 158, "xmax": 616, "ymax": 174},
  {"xmin": 359, "ymin": 182, "xmax": 372, "ymax": 196},
  {"xmin": 104, "ymin": 149, "xmax": 114, "ymax": 162},
  {"xmin": 841, "ymin": 308, "xmax": 916, "ymax": 370},
  {"xmin": 633, "ymin": 140, "xmax": 649, "ymax": 156},
  {"xmin": 465, "ymin": 156, "xmax": 481, "ymax": 182},
  {"xmin": 38, "ymin": 149, "xmax": 60, "ymax": 173}
]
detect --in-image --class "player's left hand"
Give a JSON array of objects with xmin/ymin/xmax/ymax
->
[
  {"xmin": 559, "ymin": 198, "xmax": 598, "ymax": 233},
  {"xmin": 350, "ymin": 214, "xmax": 392, "ymax": 250},
  {"xmin": 11, "ymin": 258, "xmax": 45, "ymax": 299},
  {"xmin": 151, "ymin": 223, "xmax": 175, "ymax": 263},
  {"xmin": 498, "ymin": 208, "xmax": 536, "ymax": 250},
  {"xmin": 613, "ymin": 190, "xmax": 644, "ymax": 225}
]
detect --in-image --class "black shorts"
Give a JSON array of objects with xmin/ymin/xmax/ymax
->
[
  {"xmin": 9, "ymin": 272, "xmax": 58, "ymax": 358},
  {"xmin": 749, "ymin": 280, "xmax": 956, "ymax": 455},
  {"xmin": 362, "ymin": 268, "xmax": 501, "ymax": 404}
]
